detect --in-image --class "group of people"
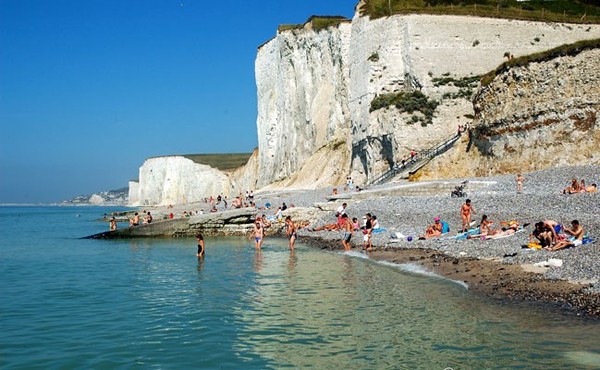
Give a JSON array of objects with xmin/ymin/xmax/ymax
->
[
  {"xmin": 563, "ymin": 178, "xmax": 597, "ymax": 194},
  {"xmin": 252, "ymin": 214, "xmax": 297, "ymax": 251},
  {"xmin": 530, "ymin": 220, "xmax": 585, "ymax": 252},
  {"xmin": 128, "ymin": 211, "xmax": 152, "ymax": 227}
]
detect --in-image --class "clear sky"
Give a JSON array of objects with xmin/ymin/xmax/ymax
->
[{"xmin": 0, "ymin": 0, "xmax": 357, "ymax": 203}]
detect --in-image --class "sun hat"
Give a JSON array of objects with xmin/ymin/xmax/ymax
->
[{"xmin": 434, "ymin": 216, "xmax": 440, "ymax": 221}]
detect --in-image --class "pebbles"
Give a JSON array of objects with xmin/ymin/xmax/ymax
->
[{"xmin": 257, "ymin": 165, "xmax": 600, "ymax": 291}]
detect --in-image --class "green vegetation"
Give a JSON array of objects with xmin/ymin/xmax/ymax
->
[
  {"xmin": 370, "ymin": 91, "xmax": 439, "ymax": 126},
  {"xmin": 278, "ymin": 15, "xmax": 350, "ymax": 33},
  {"xmin": 480, "ymin": 38, "xmax": 600, "ymax": 86},
  {"xmin": 431, "ymin": 74, "xmax": 480, "ymax": 100},
  {"xmin": 182, "ymin": 153, "xmax": 253, "ymax": 171},
  {"xmin": 360, "ymin": 0, "xmax": 600, "ymax": 24}
]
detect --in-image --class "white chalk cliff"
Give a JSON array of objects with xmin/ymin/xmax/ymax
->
[
  {"xmin": 255, "ymin": 12, "xmax": 600, "ymax": 187},
  {"xmin": 130, "ymin": 156, "xmax": 230, "ymax": 206},
  {"xmin": 129, "ymin": 7, "xmax": 600, "ymax": 206}
]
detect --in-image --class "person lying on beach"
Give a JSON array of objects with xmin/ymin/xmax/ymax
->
[
  {"xmin": 563, "ymin": 178, "xmax": 580, "ymax": 194},
  {"xmin": 587, "ymin": 183, "xmax": 598, "ymax": 193},
  {"xmin": 308, "ymin": 222, "xmax": 340, "ymax": 231},
  {"xmin": 546, "ymin": 220, "xmax": 584, "ymax": 252}
]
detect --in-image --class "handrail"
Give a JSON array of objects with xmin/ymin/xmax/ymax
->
[{"xmin": 367, "ymin": 132, "xmax": 461, "ymax": 186}]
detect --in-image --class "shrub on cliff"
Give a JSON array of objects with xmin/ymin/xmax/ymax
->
[
  {"xmin": 480, "ymin": 38, "xmax": 600, "ymax": 86},
  {"xmin": 370, "ymin": 91, "xmax": 439, "ymax": 125}
]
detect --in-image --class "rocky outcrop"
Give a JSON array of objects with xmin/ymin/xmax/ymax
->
[
  {"xmin": 255, "ymin": 13, "xmax": 600, "ymax": 186},
  {"xmin": 422, "ymin": 46, "xmax": 600, "ymax": 178}
]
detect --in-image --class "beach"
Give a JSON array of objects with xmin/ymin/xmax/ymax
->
[
  {"xmin": 110, "ymin": 165, "xmax": 600, "ymax": 316},
  {"xmin": 247, "ymin": 164, "xmax": 600, "ymax": 317}
]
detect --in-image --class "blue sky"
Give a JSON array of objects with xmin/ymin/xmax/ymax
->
[{"xmin": 0, "ymin": 0, "xmax": 357, "ymax": 203}]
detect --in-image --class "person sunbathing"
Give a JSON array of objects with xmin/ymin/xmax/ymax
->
[
  {"xmin": 563, "ymin": 178, "xmax": 580, "ymax": 194},
  {"xmin": 420, "ymin": 217, "xmax": 443, "ymax": 239},
  {"xmin": 546, "ymin": 220, "xmax": 584, "ymax": 252}
]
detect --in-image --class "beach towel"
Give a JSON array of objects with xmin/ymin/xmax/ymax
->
[
  {"xmin": 372, "ymin": 228, "xmax": 387, "ymax": 234},
  {"xmin": 444, "ymin": 227, "xmax": 480, "ymax": 240}
]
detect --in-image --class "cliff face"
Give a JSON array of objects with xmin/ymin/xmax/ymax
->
[
  {"xmin": 255, "ymin": 13, "xmax": 600, "ymax": 186},
  {"xmin": 473, "ymin": 48, "xmax": 599, "ymax": 173},
  {"xmin": 422, "ymin": 47, "xmax": 600, "ymax": 178},
  {"xmin": 132, "ymin": 156, "xmax": 230, "ymax": 206},
  {"xmin": 255, "ymin": 23, "xmax": 352, "ymax": 188}
]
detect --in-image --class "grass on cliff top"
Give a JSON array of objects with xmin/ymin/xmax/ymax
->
[
  {"xmin": 480, "ymin": 37, "xmax": 600, "ymax": 86},
  {"xmin": 182, "ymin": 153, "xmax": 253, "ymax": 171},
  {"xmin": 278, "ymin": 15, "xmax": 350, "ymax": 33},
  {"xmin": 360, "ymin": 0, "xmax": 600, "ymax": 24}
]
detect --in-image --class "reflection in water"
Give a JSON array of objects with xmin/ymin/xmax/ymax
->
[
  {"xmin": 233, "ymin": 243, "xmax": 600, "ymax": 369},
  {"xmin": 254, "ymin": 250, "xmax": 263, "ymax": 274}
]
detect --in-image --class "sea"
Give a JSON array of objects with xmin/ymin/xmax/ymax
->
[{"xmin": 1, "ymin": 206, "xmax": 599, "ymax": 369}]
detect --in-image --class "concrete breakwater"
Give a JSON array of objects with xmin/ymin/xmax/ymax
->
[{"xmin": 86, "ymin": 208, "xmax": 267, "ymax": 239}]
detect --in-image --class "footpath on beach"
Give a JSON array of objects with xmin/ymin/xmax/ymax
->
[{"xmin": 88, "ymin": 165, "xmax": 600, "ymax": 317}]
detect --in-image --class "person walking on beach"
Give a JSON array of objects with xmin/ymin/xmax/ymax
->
[
  {"xmin": 196, "ymin": 234, "xmax": 205, "ymax": 258},
  {"xmin": 460, "ymin": 199, "xmax": 475, "ymax": 232},
  {"xmin": 516, "ymin": 174, "xmax": 525, "ymax": 193},
  {"xmin": 285, "ymin": 216, "xmax": 297, "ymax": 250},
  {"xmin": 341, "ymin": 214, "xmax": 353, "ymax": 251},
  {"xmin": 253, "ymin": 220, "xmax": 264, "ymax": 250}
]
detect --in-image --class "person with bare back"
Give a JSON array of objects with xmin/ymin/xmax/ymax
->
[
  {"xmin": 285, "ymin": 216, "xmax": 297, "ymax": 250},
  {"xmin": 341, "ymin": 214, "xmax": 353, "ymax": 251},
  {"xmin": 460, "ymin": 199, "xmax": 475, "ymax": 232},
  {"xmin": 253, "ymin": 221, "xmax": 264, "ymax": 250}
]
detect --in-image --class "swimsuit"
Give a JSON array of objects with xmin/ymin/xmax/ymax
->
[
  {"xmin": 289, "ymin": 232, "xmax": 297, "ymax": 239},
  {"xmin": 255, "ymin": 237, "xmax": 262, "ymax": 243},
  {"xmin": 343, "ymin": 232, "xmax": 352, "ymax": 242}
]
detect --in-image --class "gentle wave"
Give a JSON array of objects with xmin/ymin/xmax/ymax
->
[{"xmin": 341, "ymin": 250, "xmax": 469, "ymax": 289}]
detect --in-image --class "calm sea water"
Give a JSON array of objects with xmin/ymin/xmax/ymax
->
[{"xmin": 1, "ymin": 206, "xmax": 599, "ymax": 369}]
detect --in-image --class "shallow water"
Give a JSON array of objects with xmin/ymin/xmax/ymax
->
[{"xmin": 1, "ymin": 206, "xmax": 599, "ymax": 369}]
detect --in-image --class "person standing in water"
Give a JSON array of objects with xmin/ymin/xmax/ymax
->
[
  {"xmin": 285, "ymin": 216, "xmax": 297, "ymax": 250},
  {"xmin": 196, "ymin": 234, "xmax": 205, "ymax": 258},
  {"xmin": 253, "ymin": 220, "xmax": 264, "ymax": 250},
  {"xmin": 109, "ymin": 217, "xmax": 117, "ymax": 231},
  {"xmin": 460, "ymin": 199, "xmax": 475, "ymax": 232}
]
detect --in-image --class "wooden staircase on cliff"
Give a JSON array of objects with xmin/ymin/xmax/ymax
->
[{"xmin": 368, "ymin": 132, "xmax": 462, "ymax": 186}]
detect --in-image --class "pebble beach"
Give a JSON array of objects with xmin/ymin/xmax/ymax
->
[{"xmin": 249, "ymin": 165, "xmax": 600, "ymax": 316}]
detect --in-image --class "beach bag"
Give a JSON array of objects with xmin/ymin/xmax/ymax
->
[{"xmin": 441, "ymin": 221, "xmax": 450, "ymax": 233}]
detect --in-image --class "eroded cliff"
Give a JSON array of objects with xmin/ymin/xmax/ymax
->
[{"xmin": 256, "ymin": 13, "xmax": 600, "ymax": 186}]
